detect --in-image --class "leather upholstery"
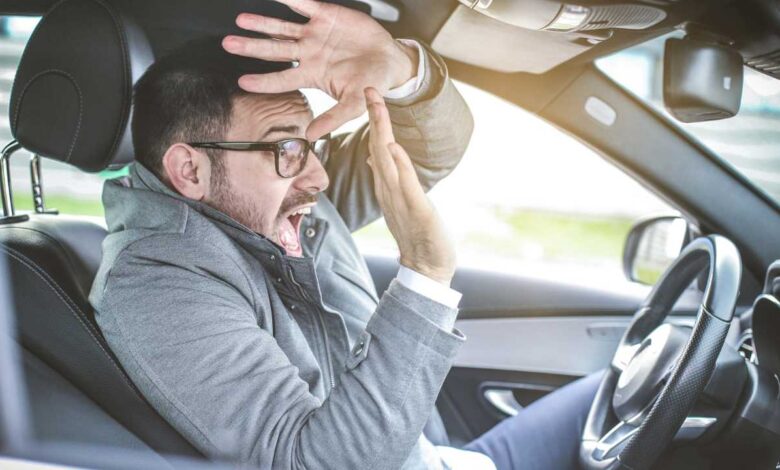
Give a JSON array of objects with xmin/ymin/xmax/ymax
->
[
  {"xmin": 0, "ymin": 217, "xmax": 201, "ymax": 457},
  {"xmin": 9, "ymin": 0, "xmax": 153, "ymax": 171},
  {"xmin": 2, "ymin": 0, "xmax": 201, "ymax": 458}
]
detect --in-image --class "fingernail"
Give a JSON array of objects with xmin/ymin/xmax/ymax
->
[
  {"xmin": 237, "ymin": 75, "xmax": 257, "ymax": 91},
  {"xmin": 223, "ymin": 36, "xmax": 240, "ymax": 51}
]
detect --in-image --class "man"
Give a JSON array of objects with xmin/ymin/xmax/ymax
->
[{"xmin": 90, "ymin": 1, "xmax": 600, "ymax": 469}]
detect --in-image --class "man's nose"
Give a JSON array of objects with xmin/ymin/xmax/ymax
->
[{"xmin": 293, "ymin": 150, "xmax": 330, "ymax": 193}]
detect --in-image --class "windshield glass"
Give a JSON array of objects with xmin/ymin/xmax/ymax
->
[{"xmin": 597, "ymin": 33, "xmax": 780, "ymax": 205}]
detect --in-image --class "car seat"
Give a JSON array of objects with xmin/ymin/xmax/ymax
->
[{"xmin": 0, "ymin": 0, "xmax": 201, "ymax": 459}]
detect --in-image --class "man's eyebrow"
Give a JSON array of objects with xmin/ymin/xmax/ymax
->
[{"xmin": 260, "ymin": 125, "xmax": 300, "ymax": 139}]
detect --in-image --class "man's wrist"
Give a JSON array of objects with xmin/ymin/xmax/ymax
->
[
  {"xmin": 387, "ymin": 39, "xmax": 419, "ymax": 90},
  {"xmin": 397, "ymin": 265, "xmax": 462, "ymax": 310},
  {"xmin": 399, "ymin": 258, "xmax": 454, "ymax": 286}
]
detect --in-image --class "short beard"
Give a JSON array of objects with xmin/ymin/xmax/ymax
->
[
  {"xmin": 206, "ymin": 158, "xmax": 319, "ymax": 243},
  {"xmin": 206, "ymin": 158, "xmax": 271, "ymax": 235}
]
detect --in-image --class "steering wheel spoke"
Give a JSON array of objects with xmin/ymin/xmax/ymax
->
[
  {"xmin": 592, "ymin": 420, "xmax": 639, "ymax": 461},
  {"xmin": 611, "ymin": 342, "xmax": 640, "ymax": 373}
]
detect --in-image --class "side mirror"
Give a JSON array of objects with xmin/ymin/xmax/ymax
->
[
  {"xmin": 663, "ymin": 36, "xmax": 743, "ymax": 123},
  {"xmin": 623, "ymin": 216, "xmax": 691, "ymax": 285}
]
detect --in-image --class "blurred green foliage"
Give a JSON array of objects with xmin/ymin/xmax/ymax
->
[
  {"xmin": 496, "ymin": 208, "xmax": 633, "ymax": 262},
  {"xmin": 356, "ymin": 206, "xmax": 634, "ymax": 266},
  {"xmin": 634, "ymin": 266, "xmax": 664, "ymax": 286},
  {"xmin": 13, "ymin": 194, "xmax": 635, "ymax": 268},
  {"xmin": 13, "ymin": 194, "xmax": 104, "ymax": 217}
]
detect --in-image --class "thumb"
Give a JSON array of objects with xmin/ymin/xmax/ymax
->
[{"xmin": 306, "ymin": 99, "xmax": 365, "ymax": 141}]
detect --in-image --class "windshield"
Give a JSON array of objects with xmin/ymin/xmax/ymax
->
[{"xmin": 597, "ymin": 33, "xmax": 780, "ymax": 205}]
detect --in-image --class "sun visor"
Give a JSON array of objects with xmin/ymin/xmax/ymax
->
[{"xmin": 433, "ymin": 5, "xmax": 591, "ymax": 74}]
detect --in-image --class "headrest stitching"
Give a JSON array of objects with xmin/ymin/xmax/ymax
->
[
  {"xmin": 11, "ymin": 0, "xmax": 132, "ymax": 169},
  {"xmin": 90, "ymin": 0, "xmax": 131, "ymax": 167},
  {"xmin": 10, "ymin": 0, "xmax": 71, "ymax": 91},
  {"xmin": 11, "ymin": 69, "xmax": 83, "ymax": 163}
]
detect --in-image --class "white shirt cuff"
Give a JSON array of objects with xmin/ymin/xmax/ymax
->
[
  {"xmin": 396, "ymin": 265, "xmax": 462, "ymax": 309},
  {"xmin": 383, "ymin": 39, "xmax": 425, "ymax": 100}
]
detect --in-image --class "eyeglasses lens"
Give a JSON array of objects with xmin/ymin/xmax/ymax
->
[{"xmin": 278, "ymin": 140, "xmax": 308, "ymax": 177}]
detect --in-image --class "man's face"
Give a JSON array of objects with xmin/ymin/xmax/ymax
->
[{"xmin": 204, "ymin": 91, "xmax": 329, "ymax": 256}]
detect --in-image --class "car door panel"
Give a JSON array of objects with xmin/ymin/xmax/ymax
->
[
  {"xmin": 454, "ymin": 316, "xmax": 632, "ymax": 376},
  {"xmin": 364, "ymin": 254, "xmax": 699, "ymax": 444},
  {"xmin": 366, "ymin": 254, "xmax": 649, "ymax": 316}
]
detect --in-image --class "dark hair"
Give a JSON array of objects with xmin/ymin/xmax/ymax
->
[{"xmin": 132, "ymin": 37, "xmax": 291, "ymax": 179}]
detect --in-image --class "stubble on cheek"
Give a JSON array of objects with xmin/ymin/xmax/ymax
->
[{"xmin": 207, "ymin": 170, "xmax": 277, "ymax": 238}]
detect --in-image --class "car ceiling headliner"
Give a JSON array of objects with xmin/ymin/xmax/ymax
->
[
  {"xmin": 0, "ymin": 1, "xmax": 689, "ymax": 58},
  {"xmin": 0, "ymin": 0, "xmax": 777, "ymax": 92}
]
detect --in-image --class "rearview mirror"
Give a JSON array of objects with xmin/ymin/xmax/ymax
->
[
  {"xmin": 624, "ymin": 216, "xmax": 690, "ymax": 285},
  {"xmin": 663, "ymin": 37, "xmax": 743, "ymax": 123}
]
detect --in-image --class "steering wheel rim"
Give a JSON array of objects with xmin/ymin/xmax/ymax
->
[{"xmin": 580, "ymin": 235, "xmax": 741, "ymax": 470}]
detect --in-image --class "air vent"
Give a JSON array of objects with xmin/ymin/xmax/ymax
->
[
  {"xmin": 737, "ymin": 330, "xmax": 757, "ymax": 364},
  {"xmin": 577, "ymin": 4, "xmax": 667, "ymax": 31},
  {"xmin": 745, "ymin": 50, "xmax": 780, "ymax": 79}
]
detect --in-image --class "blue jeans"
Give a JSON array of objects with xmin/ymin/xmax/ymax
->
[{"xmin": 465, "ymin": 371, "xmax": 603, "ymax": 470}]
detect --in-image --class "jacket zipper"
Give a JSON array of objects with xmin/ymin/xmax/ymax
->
[{"xmin": 288, "ymin": 266, "xmax": 335, "ymax": 391}]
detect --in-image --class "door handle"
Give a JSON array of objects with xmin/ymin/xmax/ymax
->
[{"xmin": 483, "ymin": 388, "xmax": 522, "ymax": 416}]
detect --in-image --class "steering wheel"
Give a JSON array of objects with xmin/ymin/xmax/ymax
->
[{"xmin": 579, "ymin": 235, "xmax": 741, "ymax": 470}]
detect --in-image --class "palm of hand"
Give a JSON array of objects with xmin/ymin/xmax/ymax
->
[
  {"xmin": 306, "ymin": 5, "xmax": 403, "ymax": 92},
  {"xmin": 224, "ymin": 0, "xmax": 415, "ymax": 140}
]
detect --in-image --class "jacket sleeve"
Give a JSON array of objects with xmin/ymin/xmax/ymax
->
[
  {"xmin": 322, "ymin": 42, "xmax": 475, "ymax": 233},
  {"xmin": 94, "ymin": 238, "xmax": 464, "ymax": 470}
]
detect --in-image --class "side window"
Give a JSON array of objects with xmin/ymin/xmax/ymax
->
[
  {"xmin": 349, "ymin": 80, "xmax": 675, "ymax": 283},
  {"xmin": 1, "ymin": 16, "xmax": 108, "ymax": 219}
]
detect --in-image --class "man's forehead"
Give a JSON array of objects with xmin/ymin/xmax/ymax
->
[{"xmin": 232, "ymin": 91, "xmax": 313, "ymax": 139}]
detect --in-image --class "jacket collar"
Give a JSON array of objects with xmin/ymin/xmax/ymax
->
[
  {"xmin": 131, "ymin": 163, "xmax": 288, "ymax": 255},
  {"xmin": 128, "ymin": 163, "xmax": 326, "ymax": 261}
]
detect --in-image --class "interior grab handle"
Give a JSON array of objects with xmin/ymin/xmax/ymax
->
[{"xmin": 483, "ymin": 388, "xmax": 522, "ymax": 416}]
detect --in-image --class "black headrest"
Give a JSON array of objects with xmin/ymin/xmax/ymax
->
[{"xmin": 9, "ymin": 0, "xmax": 153, "ymax": 172}]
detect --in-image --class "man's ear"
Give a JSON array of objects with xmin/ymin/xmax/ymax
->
[{"xmin": 161, "ymin": 143, "xmax": 212, "ymax": 200}]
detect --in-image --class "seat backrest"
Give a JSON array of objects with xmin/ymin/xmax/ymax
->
[
  {"xmin": 0, "ymin": 217, "xmax": 200, "ymax": 457},
  {"xmin": 1, "ymin": 0, "xmax": 201, "ymax": 459}
]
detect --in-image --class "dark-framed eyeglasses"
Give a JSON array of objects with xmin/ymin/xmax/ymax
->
[{"xmin": 188, "ymin": 136, "xmax": 330, "ymax": 178}]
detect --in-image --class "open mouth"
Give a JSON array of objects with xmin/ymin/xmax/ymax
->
[{"xmin": 277, "ymin": 206, "xmax": 313, "ymax": 257}]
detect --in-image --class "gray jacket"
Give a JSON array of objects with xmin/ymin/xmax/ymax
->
[{"xmin": 89, "ymin": 45, "xmax": 474, "ymax": 469}]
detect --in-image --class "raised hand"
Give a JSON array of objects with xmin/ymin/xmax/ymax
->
[
  {"xmin": 364, "ymin": 87, "xmax": 456, "ymax": 285},
  {"xmin": 223, "ymin": 0, "xmax": 418, "ymax": 140}
]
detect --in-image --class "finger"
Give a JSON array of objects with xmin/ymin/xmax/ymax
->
[
  {"xmin": 365, "ymin": 91, "xmax": 393, "ymax": 157},
  {"xmin": 270, "ymin": 0, "xmax": 320, "ymax": 18},
  {"xmin": 388, "ymin": 143, "xmax": 425, "ymax": 199},
  {"xmin": 223, "ymin": 36, "xmax": 300, "ymax": 61},
  {"xmin": 305, "ymin": 99, "xmax": 364, "ymax": 141},
  {"xmin": 366, "ymin": 98, "xmax": 399, "ymax": 187},
  {"xmin": 237, "ymin": 69, "xmax": 308, "ymax": 94},
  {"xmin": 236, "ymin": 13, "xmax": 305, "ymax": 40},
  {"xmin": 366, "ymin": 157, "xmax": 388, "ymax": 207},
  {"xmin": 364, "ymin": 88, "xmax": 394, "ymax": 149}
]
